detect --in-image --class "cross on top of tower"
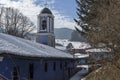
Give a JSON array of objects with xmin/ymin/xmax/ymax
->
[{"xmin": 44, "ymin": 2, "xmax": 48, "ymax": 7}]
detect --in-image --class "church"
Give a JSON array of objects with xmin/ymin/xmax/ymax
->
[{"xmin": 0, "ymin": 7, "xmax": 77, "ymax": 80}]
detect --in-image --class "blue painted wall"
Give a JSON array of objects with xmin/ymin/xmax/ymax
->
[
  {"xmin": 38, "ymin": 35, "xmax": 48, "ymax": 45},
  {"xmin": 0, "ymin": 56, "xmax": 75, "ymax": 80}
]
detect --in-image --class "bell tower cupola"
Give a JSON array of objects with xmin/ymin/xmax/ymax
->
[{"xmin": 36, "ymin": 7, "xmax": 55, "ymax": 47}]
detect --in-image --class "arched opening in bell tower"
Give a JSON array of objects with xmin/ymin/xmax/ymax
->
[{"xmin": 42, "ymin": 20, "xmax": 47, "ymax": 30}]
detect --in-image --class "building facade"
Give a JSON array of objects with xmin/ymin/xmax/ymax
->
[
  {"xmin": 0, "ymin": 7, "xmax": 76, "ymax": 80},
  {"xmin": 36, "ymin": 8, "xmax": 55, "ymax": 47},
  {"xmin": 0, "ymin": 56, "xmax": 75, "ymax": 80},
  {"xmin": 0, "ymin": 33, "xmax": 75, "ymax": 80}
]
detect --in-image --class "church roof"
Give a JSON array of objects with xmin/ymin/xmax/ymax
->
[
  {"xmin": 40, "ymin": 7, "xmax": 52, "ymax": 14},
  {"xmin": 0, "ymin": 33, "xmax": 73, "ymax": 59}
]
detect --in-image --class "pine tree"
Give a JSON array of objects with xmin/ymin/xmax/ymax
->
[{"xmin": 74, "ymin": 0, "xmax": 95, "ymax": 35}]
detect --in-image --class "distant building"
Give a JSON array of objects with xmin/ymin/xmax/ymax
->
[
  {"xmin": 0, "ymin": 33, "xmax": 75, "ymax": 80},
  {"xmin": 86, "ymin": 48, "xmax": 110, "ymax": 61},
  {"xmin": 66, "ymin": 42, "xmax": 90, "ymax": 54}
]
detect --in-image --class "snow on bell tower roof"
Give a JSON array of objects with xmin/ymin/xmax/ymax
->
[{"xmin": 40, "ymin": 7, "xmax": 52, "ymax": 15}]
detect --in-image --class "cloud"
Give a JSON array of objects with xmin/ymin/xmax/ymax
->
[{"xmin": 0, "ymin": 0, "xmax": 75, "ymax": 31}]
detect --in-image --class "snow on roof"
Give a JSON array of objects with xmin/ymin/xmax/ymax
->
[
  {"xmin": 55, "ymin": 45, "xmax": 66, "ymax": 51},
  {"xmin": 86, "ymin": 48, "xmax": 109, "ymax": 53},
  {"xmin": 74, "ymin": 53, "xmax": 89, "ymax": 58},
  {"xmin": 55, "ymin": 39, "xmax": 69, "ymax": 47},
  {"xmin": 77, "ymin": 65, "xmax": 91, "ymax": 68},
  {"xmin": 70, "ymin": 42, "xmax": 90, "ymax": 49},
  {"xmin": 0, "ymin": 33, "xmax": 73, "ymax": 59}
]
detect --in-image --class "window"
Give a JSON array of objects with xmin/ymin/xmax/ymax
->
[
  {"xmin": 13, "ymin": 66, "xmax": 19, "ymax": 80},
  {"xmin": 29, "ymin": 64, "xmax": 34, "ymax": 80},
  {"xmin": 42, "ymin": 20, "xmax": 47, "ymax": 30},
  {"xmin": 65, "ymin": 62, "xmax": 67, "ymax": 67},
  {"xmin": 60, "ymin": 62, "xmax": 62, "ymax": 70},
  {"xmin": 53, "ymin": 62, "xmax": 56, "ymax": 71},
  {"xmin": 44, "ymin": 63, "xmax": 48, "ymax": 72}
]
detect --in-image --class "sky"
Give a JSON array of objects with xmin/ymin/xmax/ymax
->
[{"xmin": 0, "ymin": 0, "xmax": 77, "ymax": 30}]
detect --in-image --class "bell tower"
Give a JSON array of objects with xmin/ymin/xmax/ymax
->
[{"xmin": 36, "ymin": 7, "xmax": 55, "ymax": 47}]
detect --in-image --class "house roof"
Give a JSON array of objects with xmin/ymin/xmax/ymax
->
[
  {"xmin": 74, "ymin": 53, "xmax": 89, "ymax": 58},
  {"xmin": 70, "ymin": 42, "xmax": 90, "ymax": 49},
  {"xmin": 0, "ymin": 33, "xmax": 73, "ymax": 59},
  {"xmin": 86, "ymin": 48, "xmax": 109, "ymax": 53}
]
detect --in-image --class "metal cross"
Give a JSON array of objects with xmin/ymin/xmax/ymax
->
[{"xmin": 44, "ymin": 2, "xmax": 48, "ymax": 7}]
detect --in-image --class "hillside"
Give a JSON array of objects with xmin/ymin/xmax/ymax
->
[
  {"xmin": 54, "ymin": 28, "xmax": 73, "ymax": 39},
  {"xmin": 70, "ymin": 30, "xmax": 86, "ymax": 42},
  {"xmin": 54, "ymin": 28, "xmax": 86, "ymax": 42}
]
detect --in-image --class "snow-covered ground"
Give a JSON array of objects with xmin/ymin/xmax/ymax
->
[
  {"xmin": 55, "ymin": 39, "xmax": 90, "ymax": 49},
  {"xmin": 77, "ymin": 65, "xmax": 91, "ymax": 69},
  {"xmin": 70, "ymin": 67, "xmax": 89, "ymax": 80}
]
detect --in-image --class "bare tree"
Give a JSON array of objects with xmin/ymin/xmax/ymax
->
[
  {"xmin": 75, "ymin": 0, "xmax": 120, "ymax": 64},
  {"xmin": 0, "ymin": 7, "xmax": 35, "ymax": 38},
  {"xmin": 87, "ymin": 0, "xmax": 120, "ymax": 61},
  {"xmin": 75, "ymin": 0, "xmax": 120, "ymax": 79}
]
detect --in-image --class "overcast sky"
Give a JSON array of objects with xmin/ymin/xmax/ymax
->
[{"xmin": 0, "ymin": 0, "xmax": 77, "ymax": 30}]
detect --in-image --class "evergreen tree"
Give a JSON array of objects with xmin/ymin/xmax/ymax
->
[
  {"xmin": 70, "ymin": 30, "xmax": 85, "ymax": 42},
  {"xmin": 74, "ymin": 0, "xmax": 94, "ymax": 35},
  {"xmin": 66, "ymin": 43, "xmax": 73, "ymax": 50},
  {"xmin": 70, "ymin": 30, "xmax": 80, "ymax": 41}
]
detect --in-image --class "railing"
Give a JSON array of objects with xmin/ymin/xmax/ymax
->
[{"xmin": 0, "ymin": 74, "xmax": 9, "ymax": 80}]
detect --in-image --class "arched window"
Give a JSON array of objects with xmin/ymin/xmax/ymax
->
[
  {"xmin": 29, "ymin": 63, "xmax": 34, "ymax": 80},
  {"xmin": 13, "ymin": 66, "xmax": 19, "ymax": 80},
  {"xmin": 53, "ymin": 62, "xmax": 56, "ymax": 71},
  {"xmin": 44, "ymin": 63, "xmax": 48, "ymax": 72},
  {"xmin": 42, "ymin": 20, "xmax": 47, "ymax": 30},
  {"xmin": 60, "ymin": 62, "xmax": 62, "ymax": 70},
  {"xmin": 65, "ymin": 62, "xmax": 67, "ymax": 67}
]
